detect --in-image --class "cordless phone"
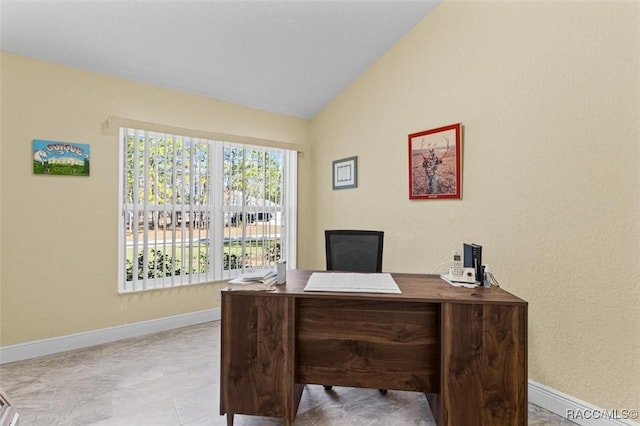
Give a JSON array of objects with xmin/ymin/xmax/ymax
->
[
  {"xmin": 451, "ymin": 251, "xmax": 463, "ymax": 277},
  {"xmin": 445, "ymin": 250, "xmax": 477, "ymax": 284}
]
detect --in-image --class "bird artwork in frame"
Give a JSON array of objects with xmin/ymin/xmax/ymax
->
[{"xmin": 408, "ymin": 123, "xmax": 461, "ymax": 200}]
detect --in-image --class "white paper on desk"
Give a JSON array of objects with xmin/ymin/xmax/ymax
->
[{"xmin": 304, "ymin": 272, "xmax": 401, "ymax": 294}]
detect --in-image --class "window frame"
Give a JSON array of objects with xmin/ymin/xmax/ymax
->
[{"xmin": 117, "ymin": 128, "xmax": 297, "ymax": 293}]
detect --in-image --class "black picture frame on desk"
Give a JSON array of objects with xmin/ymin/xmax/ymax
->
[
  {"xmin": 463, "ymin": 243, "xmax": 482, "ymax": 282},
  {"xmin": 332, "ymin": 156, "xmax": 357, "ymax": 190}
]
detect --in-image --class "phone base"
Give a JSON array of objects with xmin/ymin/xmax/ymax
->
[
  {"xmin": 440, "ymin": 274, "xmax": 479, "ymax": 288},
  {"xmin": 446, "ymin": 266, "xmax": 477, "ymax": 283}
]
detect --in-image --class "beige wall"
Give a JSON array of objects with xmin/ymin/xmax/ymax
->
[
  {"xmin": 0, "ymin": 53, "xmax": 311, "ymax": 345},
  {"xmin": 310, "ymin": 0, "xmax": 639, "ymax": 412},
  {"xmin": 1, "ymin": 0, "xmax": 639, "ymax": 414}
]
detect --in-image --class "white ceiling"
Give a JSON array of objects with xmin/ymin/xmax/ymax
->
[{"xmin": 0, "ymin": 0, "xmax": 439, "ymax": 119}]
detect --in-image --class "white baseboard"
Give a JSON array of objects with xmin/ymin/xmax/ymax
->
[
  {"xmin": 529, "ymin": 380, "xmax": 639, "ymax": 426},
  {"xmin": 0, "ymin": 308, "xmax": 221, "ymax": 365}
]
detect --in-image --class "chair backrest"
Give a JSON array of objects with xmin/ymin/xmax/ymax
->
[{"xmin": 325, "ymin": 230, "xmax": 384, "ymax": 273}]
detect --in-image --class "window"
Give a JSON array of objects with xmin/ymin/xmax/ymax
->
[{"xmin": 118, "ymin": 128, "xmax": 297, "ymax": 293}]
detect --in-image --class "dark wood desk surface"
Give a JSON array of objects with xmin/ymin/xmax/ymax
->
[
  {"xmin": 266, "ymin": 270, "xmax": 527, "ymax": 305},
  {"xmin": 220, "ymin": 270, "xmax": 527, "ymax": 426}
]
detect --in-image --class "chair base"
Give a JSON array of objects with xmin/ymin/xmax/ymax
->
[{"xmin": 322, "ymin": 385, "xmax": 387, "ymax": 395}]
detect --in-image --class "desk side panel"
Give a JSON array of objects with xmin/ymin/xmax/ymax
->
[
  {"xmin": 220, "ymin": 293, "xmax": 293, "ymax": 419},
  {"xmin": 440, "ymin": 303, "xmax": 527, "ymax": 426},
  {"xmin": 296, "ymin": 299, "xmax": 440, "ymax": 392}
]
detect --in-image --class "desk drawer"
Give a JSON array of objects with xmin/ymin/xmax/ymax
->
[
  {"xmin": 220, "ymin": 293, "xmax": 296, "ymax": 419},
  {"xmin": 295, "ymin": 299, "xmax": 439, "ymax": 392}
]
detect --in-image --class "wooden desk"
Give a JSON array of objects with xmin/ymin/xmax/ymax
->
[{"xmin": 220, "ymin": 270, "xmax": 527, "ymax": 425}]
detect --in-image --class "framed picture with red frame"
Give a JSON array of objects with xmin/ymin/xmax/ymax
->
[{"xmin": 408, "ymin": 123, "xmax": 461, "ymax": 200}]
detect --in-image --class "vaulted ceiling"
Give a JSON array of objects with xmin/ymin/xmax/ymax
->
[{"xmin": 0, "ymin": 0, "xmax": 439, "ymax": 119}]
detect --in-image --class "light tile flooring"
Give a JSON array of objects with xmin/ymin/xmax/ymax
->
[{"xmin": 0, "ymin": 321, "xmax": 577, "ymax": 425}]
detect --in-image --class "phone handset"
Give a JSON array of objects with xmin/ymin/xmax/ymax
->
[{"xmin": 451, "ymin": 251, "xmax": 463, "ymax": 277}]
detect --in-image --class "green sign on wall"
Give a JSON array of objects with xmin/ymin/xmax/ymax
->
[{"xmin": 33, "ymin": 139, "xmax": 90, "ymax": 176}]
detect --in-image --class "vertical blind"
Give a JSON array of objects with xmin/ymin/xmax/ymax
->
[{"xmin": 119, "ymin": 128, "xmax": 296, "ymax": 293}]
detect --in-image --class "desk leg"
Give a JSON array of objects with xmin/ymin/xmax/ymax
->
[
  {"xmin": 440, "ymin": 303, "xmax": 527, "ymax": 426},
  {"xmin": 226, "ymin": 413, "xmax": 233, "ymax": 426}
]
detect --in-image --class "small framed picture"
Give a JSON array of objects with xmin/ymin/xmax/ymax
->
[
  {"xmin": 332, "ymin": 156, "xmax": 357, "ymax": 190},
  {"xmin": 33, "ymin": 139, "xmax": 91, "ymax": 176},
  {"xmin": 408, "ymin": 123, "xmax": 461, "ymax": 199}
]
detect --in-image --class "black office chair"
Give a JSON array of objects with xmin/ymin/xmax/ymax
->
[
  {"xmin": 325, "ymin": 229, "xmax": 384, "ymax": 273},
  {"xmin": 323, "ymin": 229, "xmax": 387, "ymax": 395}
]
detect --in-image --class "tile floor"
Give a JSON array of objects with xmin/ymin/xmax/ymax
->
[{"xmin": 0, "ymin": 321, "xmax": 577, "ymax": 425}]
